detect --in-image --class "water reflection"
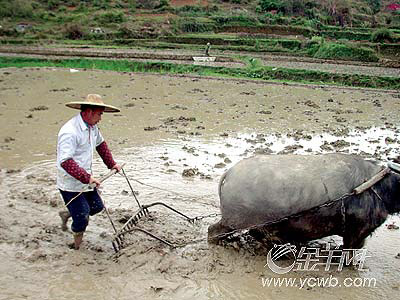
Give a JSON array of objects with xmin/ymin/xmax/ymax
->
[{"xmin": 119, "ymin": 126, "xmax": 399, "ymax": 182}]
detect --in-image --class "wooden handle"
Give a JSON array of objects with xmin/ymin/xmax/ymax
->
[
  {"xmin": 89, "ymin": 162, "xmax": 126, "ymax": 188},
  {"xmin": 66, "ymin": 163, "xmax": 126, "ymax": 207}
]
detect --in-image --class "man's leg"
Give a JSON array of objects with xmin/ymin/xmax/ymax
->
[
  {"xmin": 58, "ymin": 210, "xmax": 71, "ymax": 231},
  {"xmin": 59, "ymin": 190, "xmax": 90, "ymax": 249},
  {"xmin": 86, "ymin": 188, "xmax": 104, "ymax": 216},
  {"xmin": 73, "ymin": 232, "xmax": 84, "ymax": 250}
]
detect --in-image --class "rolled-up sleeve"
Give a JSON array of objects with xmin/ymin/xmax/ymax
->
[
  {"xmin": 95, "ymin": 129, "xmax": 104, "ymax": 147},
  {"xmin": 57, "ymin": 132, "xmax": 77, "ymax": 164}
]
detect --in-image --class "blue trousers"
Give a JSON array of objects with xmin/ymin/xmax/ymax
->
[{"xmin": 59, "ymin": 189, "xmax": 104, "ymax": 233}]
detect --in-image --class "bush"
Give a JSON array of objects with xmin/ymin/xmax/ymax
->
[
  {"xmin": 47, "ymin": 0, "xmax": 61, "ymax": 10},
  {"xmin": 65, "ymin": 24, "xmax": 85, "ymax": 40},
  {"xmin": 156, "ymin": 0, "xmax": 170, "ymax": 10},
  {"xmin": 35, "ymin": 32, "xmax": 49, "ymax": 40},
  {"xmin": 93, "ymin": 0, "xmax": 110, "ymax": 9},
  {"xmin": 0, "ymin": 0, "xmax": 34, "ymax": 18},
  {"xmin": 371, "ymin": 28, "xmax": 395, "ymax": 43},
  {"xmin": 117, "ymin": 24, "xmax": 138, "ymax": 38},
  {"xmin": 313, "ymin": 43, "xmax": 379, "ymax": 62},
  {"xmin": 58, "ymin": 5, "xmax": 67, "ymax": 12},
  {"xmin": 0, "ymin": 26, "xmax": 19, "ymax": 37},
  {"xmin": 279, "ymin": 39, "xmax": 302, "ymax": 49},
  {"xmin": 311, "ymin": 36, "xmax": 324, "ymax": 44},
  {"xmin": 247, "ymin": 57, "xmax": 263, "ymax": 68},
  {"xmin": 212, "ymin": 14, "xmax": 259, "ymax": 27},
  {"xmin": 258, "ymin": 0, "xmax": 285, "ymax": 13},
  {"xmin": 175, "ymin": 5, "xmax": 218, "ymax": 16},
  {"xmin": 136, "ymin": 0, "xmax": 168, "ymax": 9},
  {"xmin": 178, "ymin": 19, "xmax": 215, "ymax": 33},
  {"xmin": 95, "ymin": 11, "xmax": 126, "ymax": 24},
  {"xmin": 305, "ymin": 36, "xmax": 324, "ymax": 55}
]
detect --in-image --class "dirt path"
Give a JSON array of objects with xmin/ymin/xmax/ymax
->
[
  {"xmin": 0, "ymin": 68, "xmax": 399, "ymax": 299},
  {"xmin": 259, "ymin": 56, "xmax": 400, "ymax": 77}
]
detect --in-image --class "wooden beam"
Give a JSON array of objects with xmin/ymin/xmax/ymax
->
[{"xmin": 353, "ymin": 167, "xmax": 390, "ymax": 195}]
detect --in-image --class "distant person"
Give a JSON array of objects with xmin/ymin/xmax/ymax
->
[
  {"xmin": 205, "ymin": 42, "xmax": 211, "ymax": 56},
  {"xmin": 57, "ymin": 94, "xmax": 121, "ymax": 250}
]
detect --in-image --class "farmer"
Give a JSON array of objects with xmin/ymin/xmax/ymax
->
[
  {"xmin": 205, "ymin": 42, "xmax": 211, "ymax": 56},
  {"xmin": 57, "ymin": 94, "xmax": 121, "ymax": 250}
]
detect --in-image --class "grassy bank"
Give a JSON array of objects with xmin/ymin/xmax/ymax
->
[
  {"xmin": 0, "ymin": 56, "xmax": 398, "ymax": 90},
  {"xmin": 3, "ymin": 34, "xmax": 398, "ymax": 63}
]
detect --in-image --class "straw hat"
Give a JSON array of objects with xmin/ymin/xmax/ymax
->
[{"xmin": 65, "ymin": 94, "xmax": 120, "ymax": 113}]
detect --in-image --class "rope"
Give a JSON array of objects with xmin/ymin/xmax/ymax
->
[
  {"xmin": 371, "ymin": 187, "xmax": 384, "ymax": 202},
  {"xmin": 341, "ymin": 198, "xmax": 346, "ymax": 236},
  {"xmin": 118, "ymin": 173, "xmax": 179, "ymax": 194},
  {"xmin": 117, "ymin": 172, "xmax": 212, "ymax": 198},
  {"xmin": 121, "ymin": 168, "xmax": 142, "ymax": 209},
  {"xmin": 116, "ymin": 172, "xmax": 217, "ymax": 210},
  {"xmin": 191, "ymin": 212, "xmax": 221, "ymax": 221},
  {"xmin": 212, "ymin": 192, "xmax": 353, "ymax": 241}
]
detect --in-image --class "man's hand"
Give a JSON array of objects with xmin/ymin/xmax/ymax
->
[
  {"xmin": 112, "ymin": 164, "xmax": 122, "ymax": 172},
  {"xmin": 89, "ymin": 176, "xmax": 101, "ymax": 188}
]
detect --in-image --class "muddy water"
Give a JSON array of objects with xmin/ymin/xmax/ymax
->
[{"xmin": 0, "ymin": 68, "xmax": 399, "ymax": 299}]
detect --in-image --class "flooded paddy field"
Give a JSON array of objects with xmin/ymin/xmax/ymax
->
[{"xmin": 0, "ymin": 68, "xmax": 399, "ymax": 299}]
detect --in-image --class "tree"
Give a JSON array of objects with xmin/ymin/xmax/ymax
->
[
  {"xmin": 0, "ymin": 0, "xmax": 34, "ymax": 17},
  {"xmin": 258, "ymin": 0, "xmax": 285, "ymax": 12},
  {"xmin": 367, "ymin": 0, "xmax": 381, "ymax": 27},
  {"xmin": 136, "ymin": 0, "xmax": 168, "ymax": 9},
  {"xmin": 368, "ymin": 0, "xmax": 381, "ymax": 15},
  {"xmin": 288, "ymin": 0, "xmax": 306, "ymax": 15},
  {"xmin": 320, "ymin": 0, "xmax": 351, "ymax": 27}
]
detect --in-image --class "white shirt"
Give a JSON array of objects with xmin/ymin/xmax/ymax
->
[{"xmin": 57, "ymin": 113, "xmax": 104, "ymax": 192}]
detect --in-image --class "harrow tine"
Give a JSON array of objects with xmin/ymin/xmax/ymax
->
[
  {"xmin": 124, "ymin": 224, "xmax": 131, "ymax": 233},
  {"xmin": 112, "ymin": 240, "xmax": 119, "ymax": 252},
  {"xmin": 116, "ymin": 168, "xmax": 197, "ymax": 253},
  {"xmin": 112, "ymin": 241, "xmax": 119, "ymax": 253},
  {"xmin": 120, "ymin": 208, "xmax": 146, "ymax": 231},
  {"xmin": 116, "ymin": 236, "xmax": 123, "ymax": 246},
  {"xmin": 110, "ymin": 199, "xmax": 195, "ymax": 253}
]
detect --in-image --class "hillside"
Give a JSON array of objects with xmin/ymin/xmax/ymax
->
[
  {"xmin": 0, "ymin": 0, "xmax": 399, "ymax": 84},
  {"xmin": 0, "ymin": 0, "xmax": 399, "ymax": 40}
]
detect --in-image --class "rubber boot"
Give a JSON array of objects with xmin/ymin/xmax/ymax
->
[{"xmin": 59, "ymin": 210, "xmax": 71, "ymax": 231}]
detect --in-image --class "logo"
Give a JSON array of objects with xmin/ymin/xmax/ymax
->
[
  {"xmin": 265, "ymin": 243, "xmax": 297, "ymax": 274},
  {"xmin": 265, "ymin": 243, "xmax": 370, "ymax": 274}
]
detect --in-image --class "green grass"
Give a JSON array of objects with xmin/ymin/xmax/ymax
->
[
  {"xmin": 313, "ymin": 42, "xmax": 379, "ymax": 62},
  {"xmin": 0, "ymin": 56, "xmax": 398, "ymax": 90},
  {"xmin": 181, "ymin": 33, "xmax": 238, "ymax": 39},
  {"xmin": 1, "ymin": 0, "xmax": 400, "ymax": 48},
  {"xmin": 2, "ymin": 31, "xmax": 388, "ymax": 63}
]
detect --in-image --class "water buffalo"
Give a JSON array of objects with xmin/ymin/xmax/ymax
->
[{"xmin": 208, "ymin": 153, "xmax": 400, "ymax": 249}]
